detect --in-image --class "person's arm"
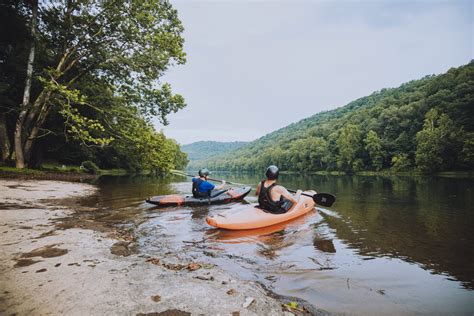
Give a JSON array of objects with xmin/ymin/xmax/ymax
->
[
  {"xmin": 215, "ymin": 181, "xmax": 226, "ymax": 190},
  {"xmin": 278, "ymin": 186, "xmax": 301, "ymax": 204},
  {"xmin": 255, "ymin": 182, "xmax": 261, "ymax": 196}
]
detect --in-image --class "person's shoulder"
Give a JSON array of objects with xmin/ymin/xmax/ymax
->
[
  {"xmin": 202, "ymin": 181, "xmax": 214, "ymax": 188},
  {"xmin": 273, "ymin": 184, "xmax": 287, "ymax": 192}
]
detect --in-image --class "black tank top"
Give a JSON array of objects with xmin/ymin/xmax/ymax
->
[{"xmin": 257, "ymin": 180, "xmax": 287, "ymax": 214}]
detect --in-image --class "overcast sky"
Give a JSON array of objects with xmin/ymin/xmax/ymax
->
[{"xmin": 157, "ymin": 0, "xmax": 473, "ymax": 145}]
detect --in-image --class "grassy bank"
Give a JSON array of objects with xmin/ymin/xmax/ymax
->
[
  {"xmin": 0, "ymin": 163, "xmax": 130, "ymax": 181},
  {"xmin": 0, "ymin": 166, "xmax": 96, "ymax": 181}
]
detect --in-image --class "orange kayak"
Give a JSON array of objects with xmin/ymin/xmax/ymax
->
[{"xmin": 206, "ymin": 190, "xmax": 316, "ymax": 230}]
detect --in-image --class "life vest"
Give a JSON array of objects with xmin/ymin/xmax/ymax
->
[
  {"xmin": 192, "ymin": 178, "xmax": 211, "ymax": 198},
  {"xmin": 257, "ymin": 180, "xmax": 288, "ymax": 214}
]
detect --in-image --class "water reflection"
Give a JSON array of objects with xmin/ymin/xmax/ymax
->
[
  {"xmin": 313, "ymin": 238, "xmax": 336, "ymax": 253},
  {"xmin": 216, "ymin": 175, "xmax": 474, "ymax": 289},
  {"xmin": 76, "ymin": 173, "xmax": 474, "ymax": 314}
]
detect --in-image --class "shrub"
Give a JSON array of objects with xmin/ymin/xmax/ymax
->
[
  {"xmin": 391, "ymin": 154, "xmax": 411, "ymax": 172},
  {"xmin": 81, "ymin": 161, "xmax": 100, "ymax": 174}
]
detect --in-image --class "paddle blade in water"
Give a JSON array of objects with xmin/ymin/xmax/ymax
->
[{"xmin": 313, "ymin": 193, "xmax": 336, "ymax": 207}]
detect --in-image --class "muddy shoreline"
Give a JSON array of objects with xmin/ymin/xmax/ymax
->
[{"xmin": 0, "ymin": 179, "xmax": 321, "ymax": 315}]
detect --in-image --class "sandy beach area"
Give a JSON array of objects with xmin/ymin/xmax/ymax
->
[{"xmin": 0, "ymin": 179, "xmax": 297, "ymax": 315}]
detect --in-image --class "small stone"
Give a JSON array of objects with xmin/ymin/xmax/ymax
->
[
  {"xmin": 36, "ymin": 268, "xmax": 47, "ymax": 273},
  {"xmin": 146, "ymin": 257, "xmax": 161, "ymax": 265},
  {"xmin": 151, "ymin": 295, "xmax": 161, "ymax": 302},
  {"xmin": 227, "ymin": 289, "xmax": 236, "ymax": 295},
  {"xmin": 187, "ymin": 262, "xmax": 201, "ymax": 271},
  {"xmin": 242, "ymin": 297, "xmax": 255, "ymax": 308}
]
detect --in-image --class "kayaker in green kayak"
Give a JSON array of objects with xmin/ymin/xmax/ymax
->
[
  {"xmin": 192, "ymin": 168, "xmax": 227, "ymax": 198},
  {"xmin": 255, "ymin": 165, "xmax": 302, "ymax": 214}
]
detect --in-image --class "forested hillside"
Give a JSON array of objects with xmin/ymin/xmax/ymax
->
[
  {"xmin": 182, "ymin": 141, "xmax": 248, "ymax": 163},
  {"xmin": 200, "ymin": 62, "xmax": 474, "ymax": 173},
  {"xmin": 0, "ymin": 1, "xmax": 188, "ymax": 172}
]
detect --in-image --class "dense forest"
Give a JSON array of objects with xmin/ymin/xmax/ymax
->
[
  {"xmin": 0, "ymin": 0, "xmax": 188, "ymax": 172},
  {"xmin": 182, "ymin": 141, "xmax": 248, "ymax": 165},
  {"xmin": 198, "ymin": 62, "xmax": 474, "ymax": 173}
]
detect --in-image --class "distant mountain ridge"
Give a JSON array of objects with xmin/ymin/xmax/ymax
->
[
  {"xmin": 194, "ymin": 61, "xmax": 474, "ymax": 173},
  {"xmin": 181, "ymin": 141, "xmax": 248, "ymax": 163}
]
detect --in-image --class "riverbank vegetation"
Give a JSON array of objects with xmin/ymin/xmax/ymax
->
[
  {"xmin": 192, "ymin": 62, "xmax": 474, "ymax": 174},
  {"xmin": 0, "ymin": 0, "xmax": 188, "ymax": 174},
  {"xmin": 181, "ymin": 141, "xmax": 248, "ymax": 164}
]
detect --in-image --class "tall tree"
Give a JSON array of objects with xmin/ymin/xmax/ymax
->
[
  {"xmin": 415, "ymin": 109, "xmax": 461, "ymax": 172},
  {"xmin": 13, "ymin": 0, "xmax": 186, "ymax": 168},
  {"xmin": 336, "ymin": 124, "xmax": 362, "ymax": 172},
  {"xmin": 14, "ymin": 0, "xmax": 37, "ymax": 168},
  {"xmin": 364, "ymin": 130, "xmax": 384, "ymax": 171}
]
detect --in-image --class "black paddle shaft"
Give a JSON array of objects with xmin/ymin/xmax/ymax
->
[
  {"xmin": 287, "ymin": 189, "xmax": 336, "ymax": 207},
  {"xmin": 172, "ymin": 171, "xmax": 245, "ymax": 186}
]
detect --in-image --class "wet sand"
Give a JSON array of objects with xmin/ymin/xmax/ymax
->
[{"xmin": 0, "ymin": 179, "xmax": 296, "ymax": 315}]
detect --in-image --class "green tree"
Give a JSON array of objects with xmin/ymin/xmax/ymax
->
[
  {"xmin": 336, "ymin": 124, "xmax": 362, "ymax": 172},
  {"xmin": 391, "ymin": 153, "xmax": 410, "ymax": 171},
  {"xmin": 364, "ymin": 130, "xmax": 385, "ymax": 171},
  {"xmin": 460, "ymin": 133, "xmax": 474, "ymax": 168},
  {"xmin": 415, "ymin": 109, "xmax": 461, "ymax": 172},
  {"xmin": 13, "ymin": 0, "xmax": 186, "ymax": 168},
  {"xmin": 0, "ymin": 1, "xmax": 32, "ymax": 161}
]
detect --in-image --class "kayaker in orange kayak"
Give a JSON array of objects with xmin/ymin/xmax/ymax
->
[
  {"xmin": 192, "ymin": 168, "xmax": 226, "ymax": 198},
  {"xmin": 255, "ymin": 165, "xmax": 302, "ymax": 214}
]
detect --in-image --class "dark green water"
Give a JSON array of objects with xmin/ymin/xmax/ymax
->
[{"xmin": 83, "ymin": 173, "xmax": 474, "ymax": 314}]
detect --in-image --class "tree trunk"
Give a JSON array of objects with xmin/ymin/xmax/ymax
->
[
  {"xmin": 24, "ymin": 104, "xmax": 53, "ymax": 162},
  {"xmin": 14, "ymin": 0, "xmax": 38, "ymax": 168},
  {"xmin": 0, "ymin": 113, "xmax": 10, "ymax": 162}
]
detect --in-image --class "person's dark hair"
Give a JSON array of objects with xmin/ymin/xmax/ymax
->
[
  {"xmin": 265, "ymin": 165, "xmax": 279, "ymax": 180},
  {"xmin": 198, "ymin": 168, "xmax": 211, "ymax": 177}
]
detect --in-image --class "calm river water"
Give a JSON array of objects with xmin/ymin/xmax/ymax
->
[{"xmin": 82, "ymin": 173, "xmax": 473, "ymax": 315}]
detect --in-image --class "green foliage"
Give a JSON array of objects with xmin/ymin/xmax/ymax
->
[
  {"xmin": 81, "ymin": 161, "xmax": 99, "ymax": 174},
  {"xmin": 460, "ymin": 133, "xmax": 474, "ymax": 166},
  {"xmin": 336, "ymin": 124, "xmax": 362, "ymax": 172},
  {"xmin": 364, "ymin": 130, "xmax": 384, "ymax": 171},
  {"xmin": 391, "ymin": 154, "xmax": 411, "ymax": 171},
  {"xmin": 415, "ymin": 109, "xmax": 462, "ymax": 172},
  {"xmin": 198, "ymin": 62, "xmax": 474, "ymax": 174},
  {"xmin": 1, "ymin": 0, "xmax": 188, "ymax": 172},
  {"xmin": 41, "ymin": 163, "xmax": 83, "ymax": 173},
  {"xmin": 0, "ymin": 166, "xmax": 44, "ymax": 175}
]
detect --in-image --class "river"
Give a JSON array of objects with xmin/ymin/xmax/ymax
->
[{"xmin": 78, "ymin": 173, "xmax": 473, "ymax": 314}]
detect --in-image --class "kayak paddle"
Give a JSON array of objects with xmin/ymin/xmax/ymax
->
[
  {"xmin": 171, "ymin": 170, "xmax": 247, "ymax": 186},
  {"xmin": 287, "ymin": 189, "xmax": 336, "ymax": 207},
  {"xmin": 172, "ymin": 170, "xmax": 336, "ymax": 206}
]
